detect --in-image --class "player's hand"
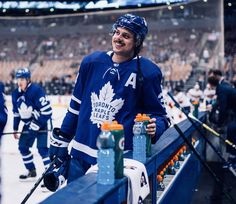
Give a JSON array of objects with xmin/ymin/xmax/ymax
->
[
  {"xmin": 49, "ymin": 128, "xmax": 71, "ymax": 168},
  {"xmin": 13, "ymin": 131, "xmax": 20, "ymax": 139},
  {"xmin": 146, "ymin": 118, "xmax": 156, "ymax": 138}
]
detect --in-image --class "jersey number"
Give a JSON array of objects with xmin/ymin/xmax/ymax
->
[{"xmin": 39, "ymin": 97, "xmax": 48, "ymax": 106}]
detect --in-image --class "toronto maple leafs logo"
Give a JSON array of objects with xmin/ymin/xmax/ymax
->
[
  {"xmin": 90, "ymin": 82, "xmax": 124, "ymax": 127},
  {"xmin": 18, "ymin": 102, "xmax": 33, "ymax": 119}
]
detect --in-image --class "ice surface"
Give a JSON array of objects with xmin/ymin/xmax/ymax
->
[{"xmin": 1, "ymin": 105, "xmax": 67, "ymax": 204}]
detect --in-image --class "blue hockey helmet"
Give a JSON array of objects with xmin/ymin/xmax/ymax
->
[
  {"xmin": 15, "ymin": 67, "xmax": 31, "ymax": 79},
  {"xmin": 112, "ymin": 14, "xmax": 148, "ymax": 47}
]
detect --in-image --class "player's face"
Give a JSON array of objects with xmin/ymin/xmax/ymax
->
[
  {"xmin": 17, "ymin": 78, "xmax": 28, "ymax": 91},
  {"xmin": 112, "ymin": 27, "xmax": 136, "ymax": 62}
]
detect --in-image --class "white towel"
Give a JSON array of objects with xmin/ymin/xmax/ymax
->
[
  {"xmin": 86, "ymin": 158, "xmax": 150, "ymax": 204},
  {"xmin": 124, "ymin": 158, "xmax": 150, "ymax": 204}
]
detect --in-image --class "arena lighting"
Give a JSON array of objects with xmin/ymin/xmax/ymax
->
[
  {"xmin": 228, "ymin": 2, "xmax": 232, "ymax": 7},
  {"xmin": 0, "ymin": 0, "xmax": 192, "ymax": 16}
]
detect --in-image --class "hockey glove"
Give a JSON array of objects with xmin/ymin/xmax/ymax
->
[
  {"xmin": 49, "ymin": 128, "xmax": 71, "ymax": 168},
  {"xmin": 29, "ymin": 120, "xmax": 41, "ymax": 136}
]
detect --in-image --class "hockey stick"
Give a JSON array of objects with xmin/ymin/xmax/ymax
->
[
  {"xmin": 2, "ymin": 129, "xmax": 52, "ymax": 135},
  {"xmin": 188, "ymin": 113, "xmax": 236, "ymax": 150},
  {"xmin": 167, "ymin": 92, "xmax": 226, "ymax": 162},
  {"xmin": 21, "ymin": 159, "xmax": 56, "ymax": 204},
  {"xmin": 167, "ymin": 92, "xmax": 236, "ymax": 177},
  {"xmin": 167, "ymin": 109, "xmax": 236, "ymax": 203}
]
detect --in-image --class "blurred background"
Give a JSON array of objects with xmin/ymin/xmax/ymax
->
[
  {"xmin": 0, "ymin": 0, "xmax": 235, "ymax": 203},
  {"xmin": 0, "ymin": 0, "xmax": 235, "ymax": 95}
]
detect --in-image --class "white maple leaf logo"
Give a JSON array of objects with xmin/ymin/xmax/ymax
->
[
  {"xmin": 18, "ymin": 102, "xmax": 33, "ymax": 119},
  {"xmin": 90, "ymin": 82, "xmax": 124, "ymax": 127}
]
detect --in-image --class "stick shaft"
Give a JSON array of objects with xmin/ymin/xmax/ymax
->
[
  {"xmin": 21, "ymin": 159, "xmax": 56, "ymax": 204},
  {"xmin": 2, "ymin": 129, "xmax": 51, "ymax": 135}
]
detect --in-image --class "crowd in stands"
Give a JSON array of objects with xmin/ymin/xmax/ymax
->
[
  {"xmin": 0, "ymin": 26, "xmax": 209, "ymax": 95},
  {"xmin": 0, "ymin": 5, "xmax": 231, "ymax": 95}
]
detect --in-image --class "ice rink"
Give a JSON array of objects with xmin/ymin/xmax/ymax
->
[{"xmin": 1, "ymin": 97, "xmax": 68, "ymax": 204}]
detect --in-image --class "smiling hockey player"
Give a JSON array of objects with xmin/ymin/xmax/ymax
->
[{"xmin": 49, "ymin": 13, "xmax": 169, "ymax": 186}]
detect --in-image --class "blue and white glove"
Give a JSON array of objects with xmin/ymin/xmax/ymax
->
[
  {"xmin": 49, "ymin": 128, "xmax": 71, "ymax": 168},
  {"xmin": 29, "ymin": 120, "xmax": 40, "ymax": 136}
]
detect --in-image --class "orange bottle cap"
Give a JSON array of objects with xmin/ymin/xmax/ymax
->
[
  {"xmin": 101, "ymin": 121, "xmax": 110, "ymax": 131},
  {"xmin": 135, "ymin": 113, "xmax": 143, "ymax": 122},
  {"xmin": 174, "ymin": 155, "xmax": 178, "ymax": 161},
  {"xmin": 157, "ymin": 175, "xmax": 163, "ymax": 182},
  {"xmin": 142, "ymin": 114, "xmax": 150, "ymax": 121},
  {"xmin": 110, "ymin": 120, "xmax": 123, "ymax": 130},
  {"xmin": 170, "ymin": 160, "xmax": 174, "ymax": 166}
]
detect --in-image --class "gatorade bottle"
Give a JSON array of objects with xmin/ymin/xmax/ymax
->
[
  {"xmin": 142, "ymin": 114, "xmax": 152, "ymax": 157},
  {"xmin": 133, "ymin": 113, "xmax": 146, "ymax": 163},
  {"xmin": 178, "ymin": 149, "xmax": 185, "ymax": 161},
  {"xmin": 167, "ymin": 160, "xmax": 176, "ymax": 175},
  {"xmin": 96, "ymin": 121, "xmax": 115, "ymax": 185},
  {"xmin": 157, "ymin": 175, "xmax": 165, "ymax": 191},
  {"xmin": 110, "ymin": 121, "xmax": 124, "ymax": 179},
  {"xmin": 173, "ymin": 155, "xmax": 180, "ymax": 169},
  {"xmin": 192, "ymin": 100, "xmax": 199, "ymax": 118}
]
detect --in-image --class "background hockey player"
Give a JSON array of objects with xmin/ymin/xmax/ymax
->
[
  {"xmin": 49, "ymin": 13, "xmax": 169, "ymax": 186},
  {"xmin": 12, "ymin": 68, "xmax": 52, "ymax": 181},
  {"xmin": 0, "ymin": 81, "xmax": 7, "ymax": 138}
]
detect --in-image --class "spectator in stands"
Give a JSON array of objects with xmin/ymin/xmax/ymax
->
[
  {"xmin": 48, "ymin": 13, "xmax": 169, "ymax": 189},
  {"xmin": 203, "ymin": 83, "xmax": 216, "ymax": 107},
  {"xmin": 12, "ymin": 68, "xmax": 52, "ymax": 184},
  {"xmin": 208, "ymin": 69, "xmax": 231, "ymax": 87},
  {"xmin": 174, "ymin": 86, "xmax": 191, "ymax": 113},
  {"xmin": 187, "ymin": 82, "xmax": 203, "ymax": 103},
  {"xmin": 208, "ymin": 72, "xmax": 236, "ymax": 169}
]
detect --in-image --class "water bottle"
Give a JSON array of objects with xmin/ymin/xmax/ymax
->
[
  {"xmin": 142, "ymin": 114, "xmax": 151, "ymax": 157},
  {"xmin": 96, "ymin": 121, "xmax": 115, "ymax": 185},
  {"xmin": 133, "ymin": 114, "xmax": 146, "ymax": 163},
  {"xmin": 192, "ymin": 100, "xmax": 199, "ymax": 118},
  {"xmin": 110, "ymin": 121, "xmax": 124, "ymax": 179},
  {"xmin": 157, "ymin": 175, "xmax": 165, "ymax": 191}
]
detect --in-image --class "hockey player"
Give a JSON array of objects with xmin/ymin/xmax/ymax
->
[
  {"xmin": 48, "ymin": 13, "xmax": 169, "ymax": 186},
  {"xmin": 12, "ymin": 68, "xmax": 52, "ymax": 181},
  {"xmin": 0, "ymin": 82, "xmax": 7, "ymax": 138}
]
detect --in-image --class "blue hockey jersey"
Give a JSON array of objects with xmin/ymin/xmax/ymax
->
[
  {"xmin": 61, "ymin": 51, "xmax": 168, "ymax": 164},
  {"xmin": 12, "ymin": 83, "xmax": 52, "ymax": 131},
  {"xmin": 0, "ymin": 91, "xmax": 7, "ymax": 137}
]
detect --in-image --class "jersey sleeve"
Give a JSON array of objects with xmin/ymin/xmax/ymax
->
[
  {"xmin": 11, "ymin": 91, "xmax": 21, "ymax": 131},
  {"xmin": 60, "ymin": 58, "xmax": 89, "ymax": 136},
  {"xmin": 31, "ymin": 86, "xmax": 52, "ymax": 128},
  {"xmin": 0, "ymin": 92, "xmax": 7, "ymax": 133}
]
